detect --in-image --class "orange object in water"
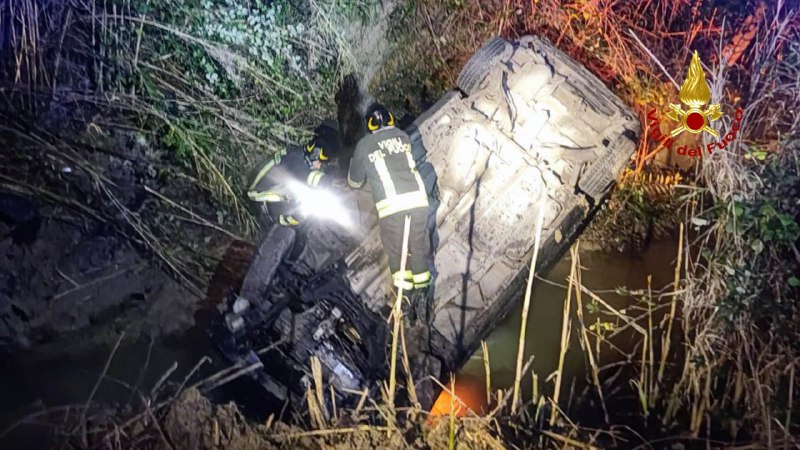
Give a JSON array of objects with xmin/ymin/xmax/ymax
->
[{"xmin": 429, "ymin": 376, "xmax": 487, "ymax": 417}]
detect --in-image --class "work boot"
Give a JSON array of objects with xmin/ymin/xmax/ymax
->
[
  {"xmin": 410, "ymin": 288, "xmax": 431, "ymax": 325},
  {"xmin": 378, "ymin": 302, "xmax": 392, "ymax": 320},
  {"xmin": 401, "ymin": 294, "xmax": 417, "ymax": 326},
  {"xmin": 382, "ymin": 290, "xmax": 414, "ymax": 324}
]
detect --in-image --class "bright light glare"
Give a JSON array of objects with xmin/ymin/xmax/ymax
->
[{"xmin": 286, "ymin": 179, "xmax": 353, "ymax": 228}]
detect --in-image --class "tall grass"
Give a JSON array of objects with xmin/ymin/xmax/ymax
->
[
  {"xmin": 664, "ymin": 1, "xmax": 800, "ymax": 443},
  {"xmin": 511, "ymin": 194, "xmax": 547, "ymax": 413},
  {"xmin": 0, "ymin": 0, "xmax": 380, "ymax": 291}
]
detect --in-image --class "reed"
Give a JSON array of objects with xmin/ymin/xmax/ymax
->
[
  {"xmin": 387, "ymin": 214, "xmax": 411, "ymax": 415},
  {"xmin": 550, "ymin": 242, "xmax": 576, "ymax": 426},
  {"xmin": 571, "ymin": 244, "xmax": 609, "ymax": 424},
  {"xmin": 305, "ymin": 385, "xmax": 324, "ymax": 431},
  {"xmin": 511, "ymin": 194, "xmax": 547, "ymax": 414},
  {"xmin": 399, "ymin": 323, "xmax": 419, "ymax": 410},
  {"xmin": 448, "ymin": 374, "xmax": 456, "ymax": 450},
  {"xmin": 656, "ymin": 222, "xmax": 683, "ymax": 396},
  {"xmin": 481, "ymin": 340, "xmax": 491, "ymax": 408},
  {"xmin": 646, "ymin": 275, "xmax": 655, "ymax": 410},
  {"xmin": 308, "ymin": 356, "xmax": 327, "ymax": 429}
]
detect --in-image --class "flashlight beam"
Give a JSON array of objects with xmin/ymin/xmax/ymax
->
[{"xmin": 285, "ymin": 179, "xmax": 354, "ymax": 229}]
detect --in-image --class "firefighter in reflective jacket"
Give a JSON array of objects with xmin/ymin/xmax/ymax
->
[
  {"xmin": 247, "ymin": 137, "xmax": 331, "ymax": 227},
  {"xmin": 348, "ymin": 104, "xmax": 432, "ymax": 297}
]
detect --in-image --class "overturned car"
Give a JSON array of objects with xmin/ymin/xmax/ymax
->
[{"xmin": 214, "ymin": 35, "xmax": 640, "ymax": 410}]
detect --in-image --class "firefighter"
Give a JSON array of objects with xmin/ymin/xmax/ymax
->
[
  {"xmin": 247, "ymin": 137, "xmax": 332, "ymax": 227},
  {"xmin": 347, "ymin": 103, "xmax": 432, "ymax": 318}
]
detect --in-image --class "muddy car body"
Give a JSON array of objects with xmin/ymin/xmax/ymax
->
[{"xmin": 216, "ymin": 35, "xmax": 640, "ymax": 408}]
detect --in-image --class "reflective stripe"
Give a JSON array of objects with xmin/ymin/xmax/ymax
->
[
  {"xmin": 306, "ymin": 170, "xmax": 325, "ymax": 187},
  {"xmin": 248, "ymin": 191, "xmax": 285, "ymax": 202},
  {"xmin": 248, "ymin": 149, "xmax": 287, "ymax": 191},
  {"xmin": 406, "ymin": 152, "xmax": 426, "ymax": 193},
  {"xmin": 392, "ymin": 270, "xmax": 414, "ymax": 290},
  {"xmin": 405, "ymin": 151, "xmax": 416, "ymax": 170},
  {"xmin": 394, "ymin": 279, "xmax": 414, "ymax": 290},
  {"xmin": 413, "ymin": 271, "xmax": 431, "ymax": 289},
  {"xmin": 392, "ymin": 271, "xmax": 414, "ymax": 290},
  {"xmin": 279, "ymin": 215, "xmax": 300, "ymax": 226},
  {"xmin": 393, "ymin": 270, "xmax": 413, "ymax": 282},
  {"xmin": 412, "ymin": 271, "xmax": 431, "ymax": 284},
  {"xmin": 414, "ymin": 171, "xmax": 426, "ymax": 193},
  {"xmin": 373, "ymin": 156, "xmax": 396, "ymax": 197},
  {"xmin": 348, "ymin": 176, "xmax": 365, "ymax": 189},
  {"xmin": 248, "ymin": 160, "xmax": 276, "ymax": 191},
  {"xmin": 376, "ymin": 190, "xmax": 429, "ymax": 219}
]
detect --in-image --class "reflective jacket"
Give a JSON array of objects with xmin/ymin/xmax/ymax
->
[
  {"xmin": 347, "ymin": 127, "xmax": 428, "ymax": 219},
  {"xmin": 247, "ymin": 147, "xmax": 328, "ymax": 226}
]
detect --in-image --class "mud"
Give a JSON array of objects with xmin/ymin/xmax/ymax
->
[
  {"xmin": 157, "ymin": 388, "xmax": 494, "ymax": 450},
  {"xmin": 0, "ymin": 201, "xmax": 197, "ymax": 357},
  {"xmin": 0, "ymin": 114, "xmax": 216, "ymax": 358},
  {"xmin": 163, "ymin": 389, "xmax": 275, "ymax": 450}
]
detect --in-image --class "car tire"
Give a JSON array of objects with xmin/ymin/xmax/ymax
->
[
  {"xmin": 578, "ymin": 131, "xmax": 638, "ymax": 200},
  {"xmin": 457, "ymin": 37, "xmax": 512, "ymax": 96},
  {"xmin": 239, "ymin": 225, "xmax": 296, "ymax": 303}
]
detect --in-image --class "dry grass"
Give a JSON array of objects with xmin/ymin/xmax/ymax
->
[
  {"xmin": 511, "ymin": 193, "xmax": 547, "ymax": 413},
  {"xmin": 662, "ymin": 2, "xmax": 800, "ymax": 443},
  {"xmin": 510, "ymin": 0, "xmax": 757, "ymax": 172}
]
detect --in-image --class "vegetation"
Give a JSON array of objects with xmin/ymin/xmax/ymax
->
[
  {"xmin": 1, "ymin": 0, "xmax": 798, "ymax": 448},
  {"xmin": 583, "ymin": 167, "xmax": 684, "ymax": 251},
  {"xmin": 1, "ymin": 0, "xmax": 380, "ymax": 293}
]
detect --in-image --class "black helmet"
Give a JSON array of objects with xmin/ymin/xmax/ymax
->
[
  {"xmin": 365, "ymin": 103, "xmax": 395, "ymax": 132},
  {"xmin": 305, "ymin": 137, "xmax": 330, "ymax": 166}
]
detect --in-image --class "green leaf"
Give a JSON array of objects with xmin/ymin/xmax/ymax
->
[
  {"xmin": 778, "ymin": 214, "xmax": 796, "ymax": 228},
  {"xmin": 789, "ymin": 277, "xmax": 800, "ymax": 287},
  {"xmin": 746, "ymin": 147, "xmax": 768, "ymax": 161},
  {"xmin": 750, "ymin": 239, "xmax": 764, "ymax": 254}
]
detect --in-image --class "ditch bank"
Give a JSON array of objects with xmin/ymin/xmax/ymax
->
[{"xmin": 0, "ymin": 234, "xmax": 680, "ymax": 448}]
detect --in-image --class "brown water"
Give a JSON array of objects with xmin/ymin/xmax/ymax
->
[{"xmin": 450, "ymin": 239, "xmax": 679, "ymax": 415}]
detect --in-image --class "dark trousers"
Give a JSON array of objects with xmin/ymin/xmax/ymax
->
[{"xmin": 378, "ymin": 206, "xmax": 431, "ymax": 290}]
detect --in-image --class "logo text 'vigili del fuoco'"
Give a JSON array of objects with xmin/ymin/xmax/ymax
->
[{"xmin": 646, "ymin": 51, "xmax": 744, "ymax": 158}]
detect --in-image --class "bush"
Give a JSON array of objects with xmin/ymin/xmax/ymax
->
[
  {"xmin": 197, "ymin": 0, "xmax": 305, "ymax": 76},
  {"xmin": 112, "ymin": 0, "xmax": 371, "ymax": 237},
  {"xmin": 719, "ymin": 147, "xmax": 800, "ymax": 341}
]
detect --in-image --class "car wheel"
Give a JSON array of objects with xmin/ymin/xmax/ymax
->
[
  {"xmin": 578, "ymin": 131, "xmax": 638, "ymax": 200},
  {"xmin": 457, "ymin": 37, "xmax": 512, "ymax": 96}
]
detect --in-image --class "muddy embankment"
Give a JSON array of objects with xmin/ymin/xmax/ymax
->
[{"xmin": 0, "ymin": 111, "xmax": 225, "ymax": 359}]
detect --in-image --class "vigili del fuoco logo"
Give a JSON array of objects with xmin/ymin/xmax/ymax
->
[{"xmin": 646, "ymin": 51, "xmax": 744, "ymax": 158}]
